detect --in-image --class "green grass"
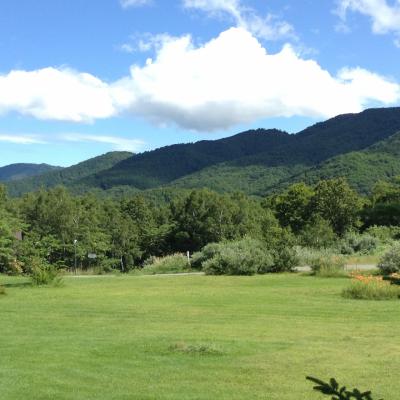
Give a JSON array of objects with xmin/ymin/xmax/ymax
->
[{"xmin": 0, "ymin": 274, "xmax": 399, "ymax": 399}]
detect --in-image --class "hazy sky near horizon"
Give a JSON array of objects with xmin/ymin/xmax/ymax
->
[{"xmin": 1, "ymin": 0, "xmax": 400, "ymax": 167}]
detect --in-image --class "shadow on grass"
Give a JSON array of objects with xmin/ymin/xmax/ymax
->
[{"xmin": 2, "ymin": 281, "xmax": 32, "ymax": 288}]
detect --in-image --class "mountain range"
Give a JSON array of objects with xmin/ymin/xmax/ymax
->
[{"xmin": 4, "ymin": 107, "xmax": 400, "ymax": 197}]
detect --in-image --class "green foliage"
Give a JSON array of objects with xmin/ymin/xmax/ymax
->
[
  {"xmin": 0, "ymin": 285, "xmax": 5, "ymax": 295},
  {"xmin": 272, "ymin": 182, "xmax": 314, "ymax": 233},
  {"xmin": 29, "ymin": 257, "xmax": 63, "ymax": 286},
  {"xmin": 365, "ymin": 225, "xmax": 400, "ymax": 244},
  {"xmin": 306, "ymin": 376, "xmax": 382, "ymax": 399},
  {"xmin": 311, "ymin": 178, "xmax": 362, "ymax": 236},
  {"xmin": 299, "ymin": 216, "xmax": 336, "ymax": 249},
  {"xmin": 339, "ymin": 232, "xmax": 379, "ymax": 255},
  {"xmin": 342, "ymin": 278, "xmax": 400, "ymax": 300},
  {"xmin": 141, "ymin": 254, "xmax": 191, "ymax": 275},
  {"xmin": 378, "ymin": 244, "xmax": 400, "ymax": 275},
  {"xmin": 169, "ymin": 189, "xmax": 267, "ymax": 252},
  {"xmin": 196, "ymin": 238, "xmax": 275, "ymax": 276},
  {"xmin": 309, "ymin": 252, "xmax": 346, "ymax": 277}
]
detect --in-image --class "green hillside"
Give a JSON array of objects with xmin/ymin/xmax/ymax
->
[
  {"xmin": 80, "ymin": 107, "xmax": 400, "ymax": 194},
  {"xmin": 6, "ymin": 107, "xmax": 400, "ymax": 197},
  {"xmin": 6, "ymin": 152, "xmax": 132, "ymax": 197},
  {"xmin": 170, "ymin": 131, "xmax": 400, "ymax": 195},
  {"xmin": 0, "ymin": 163, "xmax": 61, "ymax": 182}
]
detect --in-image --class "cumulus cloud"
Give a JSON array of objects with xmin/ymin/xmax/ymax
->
[
  {"xmin": 120, "ymin": 27, "xmax": 400, "ymax": 130},
  {"xmin": 183, "ymin": 0, "xmax": 296, "ymax": 41},
  {"xmin": 0, "ymin": 68, "xmax": 124, "ymax": 123},
  {"xmin": 60, "ymin": 134, "xmax": 145, "ymax": 152},
  {"xmin": 0, "ymin": 28, "xmax": 399, "ymax": 131},
  {"xmin": 335, "ymin": 0, "xmax": 400, "ymax": 44},
  {"xmin": 120, "ymin": 0, "xmax": 152, "ymax": 9}
]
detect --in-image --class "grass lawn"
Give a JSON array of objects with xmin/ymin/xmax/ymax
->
[{"xmin": 0, "ymin": 274, "xmax": 399, "ymax": 399}]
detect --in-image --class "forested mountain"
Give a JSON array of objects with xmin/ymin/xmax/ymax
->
[
  {"xmin": 0, "ymin": 163, "xmax": 61, "ymax": 182},
  {"xmin": 6, "ymin": 152, "xmax": 132, "ymax": 197},
  {"xmin": 5, "ymin": 107, "xmax": 400, "ymax": 197}
]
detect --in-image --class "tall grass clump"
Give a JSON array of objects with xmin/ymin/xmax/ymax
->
[
  {"xmin": 378, "ymin": 243, "xmax": 400, "ymax": 275},
  {"xmin": 29, "ymin": 257, "xmax": 63, "ymax": 287},
  {"xmin": 342, "ymin": 274, "xmax": 400, "ymax": 300},
  {"xmin": 141, "ymin": 253, "xmax": 191, "ymax": 275},
  {"xmin": 308, "ymin": 250, "xmax": 347, "ymax": 277}
]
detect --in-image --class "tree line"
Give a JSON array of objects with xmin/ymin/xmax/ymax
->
[{"xmin": 0, "ymin": 177, "xmax": 399, "ymax": 274}]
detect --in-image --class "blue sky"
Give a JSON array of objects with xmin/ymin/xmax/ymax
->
[{"xmin": 0, "ymin": 0, "xmax": 399, "ymax": 167}]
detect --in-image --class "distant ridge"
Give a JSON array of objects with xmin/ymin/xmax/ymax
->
[
  {"xmin": 6, "ymin": 152, "xmax": 132, "ymax": 196},
  {"xmin": 5, "ymin": 107, "xmax": 400, "ymax": 197},
  {"xmin": 0, "ymin": 163, "xmax": 62, "ymax": 182}
]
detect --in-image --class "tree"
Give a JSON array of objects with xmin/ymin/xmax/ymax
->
[
  {"xmin": 271, "ymin": 182, "xmax": 314, "ymax": 233},
  {"xmin": 311, "ymin": 178, "xmax": 362, "ymax": 236}
]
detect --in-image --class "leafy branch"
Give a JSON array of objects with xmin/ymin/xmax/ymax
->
[{"xmin": 306, "ymin": 376, "xmax": 383, "ymax": 400}]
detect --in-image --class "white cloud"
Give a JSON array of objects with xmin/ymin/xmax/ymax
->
[
  {"xmin": 0, "ymin": 134, "xmax": 46, "ymax": 145},
  {"xmin": 0, "ymin": 67, "xmax": 124, "ymax": 123},
  {"xmin": 61, "ymin": 134, "xmax": 145, "ymax": 152},
  {"xmin": 120, "ymin": 27, "xmax": 400, "ymax": 130},
  {"xmin": 119, "ymin": 33, "xmax": 178, "ymax": 54},
  {"xmin": 183, "ymin": 0, "xmax": 296, "ymax": 41},
  {"xmin": 0, "ymin": 28, "xmax": 399, "ymax": 131},
  {"xmin": 335, "ymin": 0, "xmax": 400, "ymax": 44},
  {"xmin": 120, "ymin": 0, "xmax": 152, "ymax": 9}
]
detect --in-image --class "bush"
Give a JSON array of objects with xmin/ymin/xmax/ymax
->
[
  {"xmin": 271, "ymin": 246, "xmax": 299, "ymax": 273},
  {"xmin": 378, "ymin": 243, "xmax": 400, "ymax": 275},
  {"xmin": 141, "ymin": 253, "xmax": 190, "ymax": 275},
  {"xmin": 339, "ymin": 232, "xmax": 379, "ymax": 255},
  {"xmin": 342, "ymin": 275, "xmax": 400, "ymax": 300},
  {"xmin": 310, "ymin": 252, "xmax": 346, "ymax": 277},
  {"xmin": 366, "ymin": 225, "xmax": 400, "ymax": 243},
  {"xmin": 29, "ymin": 257, "xmax": 63, "ymax": 286},
  {"xmin": 0, "ymin": 285, "xmax": 6, "ymax": 295},
  {"xmin": 194, "ymin": 238, "xmax": 275, "ymax": 276}
]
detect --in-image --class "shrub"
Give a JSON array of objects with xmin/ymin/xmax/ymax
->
[
  {"xmin": 5, "ymin": 260, "xmax": 24, "ymax": 276},
  {"xmin": 366, "ymin": 225, "xmax": 400, "ymax": 243},
  {"xmin": 191, "ymin": 243, "xmax": 221, "ymax": 270},
  {"xmin": 0, "ymin": 285, "xmax": 6, "ymax": 296},
  {"xmin": 339, "ymin": 232, "xmax": 379, "ymax": 255},
  {"xmin": 310, "ymin": 252, "xmax": 346, "ymax": 277},
  {"xmin": 378, "ymin": 243, "xmax": 400, "ymax": 275},
  {"xmin": 141, "ymin": 253, "xmax": 190, "ymax": 275},
  {"xmin": 196, "ymin": 238, "xmax": 275, "ymax": 276},
  {"xmin": 29, "ymin": 257, "xmax": 63, "ymax": 286},
  {"xmin": 342, "ymin": 275, "xmax": 400, "ymax": 300},
  {"xmin": 271, "ymin": 246, "xmax": 299, "ymax": 273}
]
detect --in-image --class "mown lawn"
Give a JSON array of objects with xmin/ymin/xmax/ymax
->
[{"xmin": 0, "ymin": 274, "xmax": 399, "ymax": 399}]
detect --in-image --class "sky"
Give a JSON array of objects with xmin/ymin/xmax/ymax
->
[{"xmin": 0, "ymin": 0, "xmax": 400, "ymax": 167}]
